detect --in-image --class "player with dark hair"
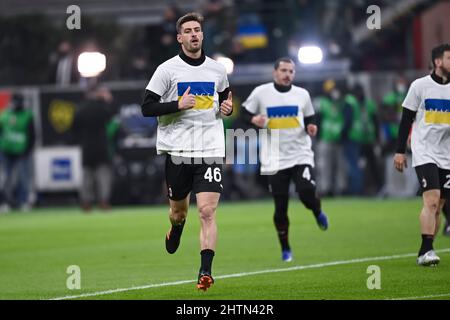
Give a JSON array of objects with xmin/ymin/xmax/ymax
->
[
  {"xmin": 241, "ymin": 57, "xmax": 328, "ymax": 262},
  {"xmin": 394, "ymin": 43, "xmax": 450, "ymax": 266},
  {"xmin": 141, "ymin": 12, "xmax": 232, "ymax": 291}
]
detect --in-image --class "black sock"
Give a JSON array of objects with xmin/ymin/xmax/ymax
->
[
  {"xmin": 418, "ymin": 234, "xmax": 434, "ymax": 256},
  {"xmin": 171, "ymin": 219, "xmax": 185, "ymax": 233},
  {"xmin": 298, "ymin": 189, "xmax": 322, "ymax": 218},
  {"xmin": 273, "ymin": 194, "xmax": 290, "ymax": 251},
  {"xmin": 200, "ymin": 249, "xmax": 215, "ymax": 274},
  {"xmin": 275, "ymin": 223, "xmax": 290, "ymax": 251}
]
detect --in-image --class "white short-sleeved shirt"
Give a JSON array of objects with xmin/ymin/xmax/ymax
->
[
  {"xmin": 242, "ymin": 83, "xmax": 315, "ymax": 173},
  {"xmin": 403, "ymin": 75, "xmax": 450, "ymax": 169},
  {"xmin": 146, "ymin": 55, "xmax": 229, "ymax": 158}
]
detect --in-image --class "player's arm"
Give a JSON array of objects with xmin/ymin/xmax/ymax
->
[
  {"xmin": 304, "ymin": 91, "xmax": 317, "ymax": 136},
  {"xmin": 241, "ymin": 88, "xmax": 267, "ymax": 128},
  {"xmin": 241, "ymin": 108, "xmax": 267, "ymax": 128},
  {"xmin": 141, "ymin": 87, "xmax": 196, "ymax": 117},
  {"xmin": 142, "ymin": 65, "xmax": 195, "ymax": 117},
  {"xmin": 304, "ymin": 115, "xmax": 317, "ymax": 137},
  {"xmin": 393, "ymin": 107, "xmax": 416, "ymax": 172},
  {"xmin": 141, "ymin": 90, "xmax": 179, "ymax": 117},
  {"xmin": 241, "ymin": 107, "xmax": 256, "ymax": 124},
  {"xmin": 219, "ymin": 87, "xmax": 233, "ymax": 116}
]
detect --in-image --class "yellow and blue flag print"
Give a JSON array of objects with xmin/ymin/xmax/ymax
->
[
  {"xmin": 425, "ymin": 99, "xmax": 450, "ymax": 125},
  {"xmin": 267, "ymin": 106, "xmax": 300, "ymax": 129},
  {"xmin": 238, "ymin": 25, "xmax": 268, "ymax": 49},
  {"xmin": 177, "ymin": 82, "xmax": 215, "ymax": 110}
]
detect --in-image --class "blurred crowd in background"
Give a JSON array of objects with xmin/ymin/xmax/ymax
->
[
  {"xmin": 0, "ymin": 74, "xmax": 415, "ymax": 211},
  {"xmin": 0, "ymin": 0, "xmax": 446, "ymax": 211},
  {"xmin": 0, "ymin": 0, "xmax": 421, "ymax": 86}
]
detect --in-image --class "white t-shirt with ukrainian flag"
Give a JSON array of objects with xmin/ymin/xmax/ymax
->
[
  {"xmin": 242, "ymin": 82, "xmax": 315, "ymax": 174},
  {"xmin": 146, "ymin": 55, "xmax": 229, "ymax": 158},
  {"xmin": 403, "ymin": 75, "xmax": 450, "ymax": 169}
]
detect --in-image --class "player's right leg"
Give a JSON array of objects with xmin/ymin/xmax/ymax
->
[
  {"xmin": 415, "ymin": 164, "xmax": 442, "ymax": 266},
  {"xmin": 294, "ymin": 165, "xmax": 328, "ymax": 231},
  {"xmin": 268, "ymin": 169, "xmax": 293, "ymax": 262},
  {"xmin": 166, "ymin": 197, "xmax": 190, "ymax": 254},
  {"xmin": 164, "ymin": 155, "xmax": 193, "ymax": 254}
]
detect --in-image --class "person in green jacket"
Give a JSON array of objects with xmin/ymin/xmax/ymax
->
[
  {"xmin": 353, "ymin": 84, "xmax": 382, "ymax": 195},
  {"xmin": 0, "ymin": 93, "xmax": 35, "ymax": 212},
  {"xmin": 342, "ymin": 87, "xmax": 364, "ymax": 195},
  {"xmin": 316, "ymin": 79, "xmax": 346, "ymax": 197}
]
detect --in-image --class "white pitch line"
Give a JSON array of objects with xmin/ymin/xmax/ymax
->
[
  {"xmin": 388, "ymin": 293, "xmax": 450, "ymax": 300},
  {"xmin": 49, "ymin": 248, "xmax": 450, "ymax": 300}
]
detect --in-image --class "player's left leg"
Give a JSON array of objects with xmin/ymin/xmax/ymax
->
[
  {"xmin": 435, "ymin": 199, "xmax": 445, "ymax": 236},
  {"xmin": 416, "ymin": 164, "xmax": 447, "ymax": 266},
  {"xmin": 196, "ymin": 192, "xmax": 220, "ymax": 291},
  {"xmin": 193, "ymin": 159, "xmax": 223, "ymax": 291},
  {"xmin": 294, "ymin": 165, "xmax": 328, "ymax": 230}
]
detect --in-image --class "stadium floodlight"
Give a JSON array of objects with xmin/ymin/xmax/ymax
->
[
  {"xmin": 77, "ymin": 52, "xmax": 106, "ymax": 77},
  {"xmin": 297, "ymin": 46, "xmax": 323, "ymax": 64},
  {"xmin": 215, "ymin": 55, "xmax": 234, "ymax": 74}
]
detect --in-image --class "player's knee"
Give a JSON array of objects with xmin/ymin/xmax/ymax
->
[
  {"xmin": 170, "ymin": 207, "xmax": 188, "ymax": 222},
  {"xmin": 298, "ymin": 188, "xmax": 318, "ymax": 210},
  {"xmin": 423, "ymin": 190, "xmax": 441, "ymax": 212},
  {"xmin": 198, "ymin": 205, "xmax": 216, "ymax": 222}
]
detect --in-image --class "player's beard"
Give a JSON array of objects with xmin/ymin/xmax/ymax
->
[
  {"xmin": 440, "ymin": 65, "xmax": 450, "ymax": 78},
  {"xmin": 185, "ymin": 40, "xmax": 202, "ymax": 54}
]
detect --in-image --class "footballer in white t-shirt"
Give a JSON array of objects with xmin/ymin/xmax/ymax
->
[
  {"xmin": 394, "ymin": 43, "xmax": 450, "ymax": 266},
  {"xmin": 141, "ymin": 12, "xmax": 232, "ymax": 291},
  {"xmin": 242, "ymin": 57, "xmax": 329, "ymax": 262}
]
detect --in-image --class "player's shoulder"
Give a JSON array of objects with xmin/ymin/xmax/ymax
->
[
  {"xmin": 292, "ymin": 84, "xmax": 311, "ymax": 96},
  {"xmin": 410, "ymin": 75, "xmax": 432, "ymax": 89},
  {"xmin": 205, "ymin": 56, "xmax": 227, "ymax": 73},
  {"xmin": 253, "ymin": 82, "xmax": 273, "ymax": 93},
  {"xmin": 156, "ymin": 55, "xmax": 181, "ymax": 71}
]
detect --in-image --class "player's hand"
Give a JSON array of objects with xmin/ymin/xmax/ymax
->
[
  {"xmin": 178, "ymin": 86, "xmax": 195, "ymax": 110},
  {"xmin": 393, "ymin": 153, "xmax": 407, "ymax": 172},
  {"xmin": 251, "ymin": 114, "xmax": 268, "ymax": 128},
  {"xmin": 307, "ymin": 124, "xmax": 317, "ymax": 137},
  {"xmin": 220, "ymin": 91, "xmax": 233, "ymax": 116}
]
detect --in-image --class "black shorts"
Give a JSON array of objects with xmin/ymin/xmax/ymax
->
[
  {"xmin": 415, "ymin": 163, "xmax": 450, "ymax": 198},
  {"xmin": 165, "ymin": 155, "xmax": 224, "ymax": 201},
  {"xmin": 268, "ymin": 165, "xmax": 317, "ymax": 195}
]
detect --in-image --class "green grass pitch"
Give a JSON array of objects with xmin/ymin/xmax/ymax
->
[{"xmin": 0, "ymin": 198, "xmax": 449, "ymax": 300}]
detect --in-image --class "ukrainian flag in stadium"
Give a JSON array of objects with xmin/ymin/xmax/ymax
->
[
  {"xmin": 238, "ymin": 25, "xmax": 268, "ymax": 49},
  {"xmin": 267, "ymin": 106, "xmax": 300, "ymax": 129},
  {"xmin": 177, "ymin": 82, "xmax": 215, "ymax": 110},
  {"xmin": 424, "ymin": 99, "xmax": 450, "ymax": 124}
]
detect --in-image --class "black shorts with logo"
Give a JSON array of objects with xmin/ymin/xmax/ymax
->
[
  {"xmin": 415, "ymin": 163, "xmax": 450, "ymax": 198},
  {"xmin": 268, "ymin": 165, "xmax": 317, "ymax": 195},
  {"xmin": 165, "ymin": 155, "xmax": 224, "ymax": 201}
]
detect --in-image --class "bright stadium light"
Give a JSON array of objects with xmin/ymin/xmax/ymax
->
[
  {"xmin": 297, "ymin": 46, "xmax": 323, "ymax": 64},
  {"xmin": 215, "ymin": 55, "xmax": 234, "ymax": 74},
  {"xmin": 77, "ymin": 52, "xmax": 106, "ymax": 77}
]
